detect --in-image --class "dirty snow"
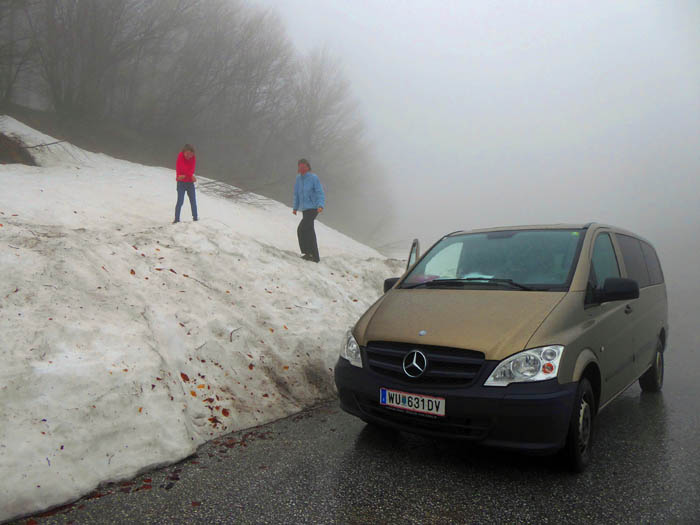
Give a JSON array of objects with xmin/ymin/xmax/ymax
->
[{"xmin": 0, "ymin": 116, "xmax": 403, "ymax": 521}]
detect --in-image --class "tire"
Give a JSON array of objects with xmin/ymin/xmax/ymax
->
[
  {"xmin": 564, "ymin": 377, "xmax": 595, "ymax": 473},
  {"xmin": 639, "ymin": 339, "xmax": 664, "ymax": 392}
]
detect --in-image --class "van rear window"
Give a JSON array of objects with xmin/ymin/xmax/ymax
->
[{"xmin": 641, "ymin": 241, "xmax": 664, "ymax": 285}]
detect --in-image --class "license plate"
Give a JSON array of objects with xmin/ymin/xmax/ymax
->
[{"xmin": 379, "ymin": 388, "xmax": 445, "ymax": 417}]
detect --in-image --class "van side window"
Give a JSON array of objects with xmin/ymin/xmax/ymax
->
[
  {"xmin": 616, "ymin": 234, "xmax": 651, "ymax": 288},
  {"xmin": 640, "ymin": 241, "xmax": 664, "ymax": 285},
  {"xmin": 587, "ymin": 233, "xmax": 620, "ymax": 304}
]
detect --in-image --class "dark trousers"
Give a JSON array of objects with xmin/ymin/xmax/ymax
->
[
  {"xmin": 297, "ymin": 209, "xmax": 320, "ymax": 261},
  {"xmin": 175, "ymin": 181, "xmax": 198, "ymax": 221}
]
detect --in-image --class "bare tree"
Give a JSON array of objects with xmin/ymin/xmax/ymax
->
[
  {"xmin": 22, "ymin": 0, "xmax": 193, "ymax": 117},
  {"xmin": 287, "ymin": 48, "xmax": 366, "ymax": 168},
  {"xmin": 196, "ymin": 6, "xmax": 296, "ymax": 182},
  {"xmin": 107, "ymin": 0, "xmax": 196, "ymax": 125},
  {"xmin": 0, "ymin": 0, "xmax": 35, "ymax": 104},
  {"xmin": 4, "ymin": 0, "xmax": 390, "ymax": 243},
  {"xmin": 121, "ymin": 1, "xmax": 297, "ymax": 184}
]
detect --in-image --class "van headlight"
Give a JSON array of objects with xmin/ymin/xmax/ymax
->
[
  {"xmin": 484, "ymin": 345, "xmax": 564, "ymax": 387},
  {"xmin": 340, "ymin": 329, "xmax": 362, "ymax": 367}
]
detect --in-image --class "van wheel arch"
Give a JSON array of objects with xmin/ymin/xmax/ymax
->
[
  {"xmin": 639, "ymin": 337, "xmax": 664, "ymax": 393},
  {"xmin": 572, "ymin": 354, "xmax": 601, "ymax": 413},
  {"xmin": 581, "ymin": 364, "xmax": 601, "ymax": 414}
]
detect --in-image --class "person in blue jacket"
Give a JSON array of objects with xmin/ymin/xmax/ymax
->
[{"xmin": 293, "ymin": 158, "xmax": 325, "ymax": 262}]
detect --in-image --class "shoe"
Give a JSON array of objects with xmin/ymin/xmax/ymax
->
[
  {"xmin": 193, "ymin": 217, "xmax": 198, "ymax": 221},
  {"xmin": 301, "ymin": 254, "xmax": 313, "ymax": 260},
  {"xmin": 172, "ymin": 219, "xmax": 180, "ymax": 224}
]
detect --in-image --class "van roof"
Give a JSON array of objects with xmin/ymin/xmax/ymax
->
[
  {"xmin": 447, "ymin": 223, "xmax": 591, "ymax": 236},
  {"xmin": 446, "ymin": 223, "xmax": 652, "ymax": 245}
]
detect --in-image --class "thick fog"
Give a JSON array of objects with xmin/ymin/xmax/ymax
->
[{"xmin": 262, "ymin": 1, "xmax": 698, "ymax": 268}]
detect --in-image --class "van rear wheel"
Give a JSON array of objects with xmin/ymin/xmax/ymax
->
[
  {"xmin": 639, "ymin": 339, "xmax": 664, "ymax": 392},
  {"xmin": 564, "ymin": 377, "xmax": 595, "ymax": 473}
]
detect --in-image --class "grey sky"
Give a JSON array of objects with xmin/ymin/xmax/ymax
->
[{"xmin": 257, "ymin": 0, "xmax": 699, "ymax": 269}]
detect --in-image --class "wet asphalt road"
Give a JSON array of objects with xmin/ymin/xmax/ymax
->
[{"xmin": 13, "ymin": 327, "xmax": 700, "ymax": 525}]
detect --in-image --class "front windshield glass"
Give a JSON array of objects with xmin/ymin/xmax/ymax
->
[{"xmin": 401, "ymin": 229, "xmax": 585, "ymax": 291}]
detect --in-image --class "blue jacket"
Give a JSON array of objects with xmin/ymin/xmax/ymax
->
[{"xmin": 293, "ymin": 172, "xmax": 325, "ymax": 211}]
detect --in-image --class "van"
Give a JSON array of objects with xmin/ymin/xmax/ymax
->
[{"xmin": 334, "ymin": 223, "xmax": 668, "ymax": 471}]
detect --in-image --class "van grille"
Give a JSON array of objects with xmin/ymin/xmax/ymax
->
[{"xmin": 363, "ymin": 341, "xmax": 485, "ymax": 386}]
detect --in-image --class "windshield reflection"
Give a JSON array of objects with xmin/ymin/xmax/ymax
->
[{"xmin": 401, "ymin": 229, "xmax": 584, "ymax": 291}]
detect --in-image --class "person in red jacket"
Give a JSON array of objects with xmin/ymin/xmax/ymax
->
[{"xmin": 173, "ymin": 144, "xmax": 198, "ymax": 223}]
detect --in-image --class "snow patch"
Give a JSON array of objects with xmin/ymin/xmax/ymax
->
[{"xmin": 0, "ymin": 116, "xmax": 404, "ymax": 521}]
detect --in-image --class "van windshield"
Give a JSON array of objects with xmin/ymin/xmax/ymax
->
[{"xmin": 401, "ymin": 229, "xmax": 585, "ymax": 291}]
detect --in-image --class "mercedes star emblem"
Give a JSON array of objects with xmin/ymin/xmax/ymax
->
[{"xmin": 402, "ymin": 350, "xmax": 427, "ymax": 378}]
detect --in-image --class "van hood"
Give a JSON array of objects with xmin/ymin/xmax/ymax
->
[{"xmin": 357, "ymin": 289, "xmax": 566, "ymax": 361}]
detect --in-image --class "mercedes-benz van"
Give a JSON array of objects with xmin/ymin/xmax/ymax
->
[{"xmin": 334, "ymin": 223, "xmax": 668, "ymax": 471}]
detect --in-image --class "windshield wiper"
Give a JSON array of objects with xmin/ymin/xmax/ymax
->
[
  {"xmin": 402, "ymin": 277, "xmax": 533, "ymax": 290},
  {"xmin": 473, "ymin": 278, "xmax": 533, "ymax": 291},
  {"xmin": 400, "ymin": 280, "xmax": 436, "ymax": 289}
]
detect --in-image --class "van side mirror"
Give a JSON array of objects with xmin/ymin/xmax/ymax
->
[
  {"xmin": 407, "ymin": 239, "xmax": 420, "ymax": 270},
  {"xmin": 600, "ymin": 277, "xmax": 639, "ymax": 303},
  {"xmin": 384, "ymin": 277, "xmax": 400, "ymax": 293}
]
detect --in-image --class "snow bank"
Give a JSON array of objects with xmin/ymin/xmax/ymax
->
[{"xmin": 0, "ymin": 116, "xmax": 403, "ymax": 521}]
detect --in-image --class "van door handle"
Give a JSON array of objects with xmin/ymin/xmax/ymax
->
[{"xmin": 624, "ymin": 305, "xmax": 633, "ymax": 314}]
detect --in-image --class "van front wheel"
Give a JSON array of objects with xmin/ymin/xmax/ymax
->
[
  {"xmin": 564, "ymin": 377, "xmax": 595, "ymax": 473},
  {"xmin": 639, "ymin": 339, "xmax": 664, "ymax": 393}
]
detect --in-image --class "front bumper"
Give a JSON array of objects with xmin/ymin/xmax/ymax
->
[{"xmin": 334, "ymin": 357, "xmax": 577, "ymax": 454}]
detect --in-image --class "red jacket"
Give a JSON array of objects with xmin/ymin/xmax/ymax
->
[{"xmin": 176, "ymin": 152, "xmax": 196, "ymax": 182}]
